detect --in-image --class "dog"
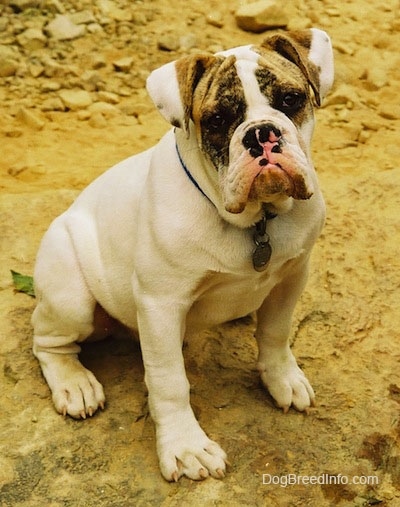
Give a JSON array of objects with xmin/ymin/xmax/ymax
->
[{"xmin": 32, "ymin": 28, "xmax": 334, "ymax": 482}]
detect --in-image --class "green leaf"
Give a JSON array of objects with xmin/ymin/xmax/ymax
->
[{"xmin": 11, "ymin": 270, "xmax": 35, "ymax": 298}]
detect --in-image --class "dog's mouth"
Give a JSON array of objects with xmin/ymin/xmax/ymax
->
[{"xmin": 221, "ymin": 124, "xmax": 314, "ymax": 214}]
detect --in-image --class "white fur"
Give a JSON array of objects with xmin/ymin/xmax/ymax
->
[
  {"xmin": 309, "ymin": 28, "xmax": 335, "ymax": 102},
  {"xmin": 32, "ymin": 32, "xmax": 333, "ymax": 482}
]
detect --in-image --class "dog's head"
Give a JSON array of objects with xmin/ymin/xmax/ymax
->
[{"xmin": 147, "ymin": 29, "xmax": 334, "ymax": 214}]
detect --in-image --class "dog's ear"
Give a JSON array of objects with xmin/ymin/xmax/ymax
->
[
  {"xmin": 147, "ymin": 54, "xmax": 218, "ymax": 133},
  {"xmin": 262, "ymin": 28, "xmax": 334, "ymax": 106}
]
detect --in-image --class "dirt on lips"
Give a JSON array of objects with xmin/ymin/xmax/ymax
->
[{"xmin": 1, "ymin": 0, "xmax": 400, "ymax": 506}]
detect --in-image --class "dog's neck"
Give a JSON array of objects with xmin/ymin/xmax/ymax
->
[{"xmin": 175, "ymin": 131, "xmax": 278, "ymax": 271}]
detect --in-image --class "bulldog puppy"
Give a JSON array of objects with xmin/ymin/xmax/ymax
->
[{"xmin": 32, "ymin": 28, "xmax": 334, "ymax": 482}]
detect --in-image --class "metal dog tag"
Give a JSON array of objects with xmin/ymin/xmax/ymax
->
[
  {"xmin": 252, "ymin": 237, "xmax": 272, "ymax": 271},
  {"xmin": 252, "ymin": 210, "xmax": 275, "ymax": 271}
]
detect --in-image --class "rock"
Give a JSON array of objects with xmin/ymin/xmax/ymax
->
[
  {"xmin": 88, "ymin": 101, "xmax": 119, "ymax": 118},
  {"xmin": 16, "ymin": 28, "xmax": 47, "ymax": 51},
  {"xmin": 0, "ymin": 46, "xmax": 20, "ymax": 78},
  {"xmin": 91, "ymin": 54, "xmax": 107, "ymax": 70},
  {"xmin": 0, "ymin": 57, "xmax": 19, "ymax": 77},
  {"xmin": 157, "ymin": 35, "xmax": 180, "ymax": 52},
  {"xmin": 45, "ymin": 15, "xmax": 86, "ymax": 41},
  {"xmin": 41, "ymin": 97, "xmax": 65, "ymax": 112},
  {"xmin": 41, "ymin": 80, "xmax": 61, "ymax": 92},
  {"xmin": 69, "ymin": 10, "xmax": 96, "ymax": 25},
  {"xmin": 43, "ymin": 0, "xmax": 65, "ymax": 14},
  {"xmin": 112, "ymin": 56, "xmax": 134, "ymax": 72},
  {"xmin": 10, "ymin": 0, "xmax": 41, "ymax": 11},
  {"xmin": 80, "ymin": 70, "xmax": 104, "ymax": 91},
  {"xmin": 29, "ymin": 62, "xmax": 44, "ymax": 78},
  {"xmin": 179, "ymin": 33, "xmax": 197, "ymax": 51},
  {"xmin": 378, "ymin": 104, "xmax": 400, "ymax": 120},
  {"xmin": 58, "ymin": 89, "xmax": 93, "ymax": 110},
  {"xmin": 235, "ymin": 0, "xmax": 288, "ymax": 33},
  {"xmin": 97, "ymin": 91, "xmax": 120, "ymax": 104},
  {"xmin": 98, "ymin": 0, "xmax": 132, "ymax": 21},
  {"xmin": 365, "ymin": 67, "xmax": 389, "ymax": 91},
  {"xmin": 324, "ymin": 84, "xmax": 360, "ymax": 109},
  {"xmin": 89, "ymin": 111, "xmax": 108, "ymax": 128},
  {"xmin": 206, "ymin": 11, "xmax": 224, "ymax": 28},
  {"xmin": 16, "ymin": 107, "xmax": 45, "ymax": 130}
]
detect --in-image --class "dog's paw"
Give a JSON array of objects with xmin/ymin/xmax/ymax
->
[
  {"xmin": 258, "ymin": 349, "xmax": 315, "ymax": 413},
  {"xmin": 157, "ymin": 424, "xmax": 228, "ymax": 481},
  {"xmin": 41, "ymin": 354, "xmax": 106, "ymax": 419}
]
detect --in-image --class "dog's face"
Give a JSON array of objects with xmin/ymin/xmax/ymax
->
[{"xmin": 147, "ymin": 29, "xmax": 334, "ymax": 214}]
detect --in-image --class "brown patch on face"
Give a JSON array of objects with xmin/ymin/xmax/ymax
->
[
  {"xmin": 175, "ymin": 54, "xmax": 221, "ymax": 132},
  {"xmin": 254, "ymin": 53, "xmax": 313, "ymax": 130},
  {"xmin": 259, "ymin": 31, "xmax": 321, "ymax": 106},
  {"xmin": 190, "ymin": 57, "xmax": 247, "ymax": 168}
]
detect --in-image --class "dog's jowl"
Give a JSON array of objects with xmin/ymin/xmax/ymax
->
[{"xmin": 32, "ymin": 28, "xmax": 334, "ymax": 481}]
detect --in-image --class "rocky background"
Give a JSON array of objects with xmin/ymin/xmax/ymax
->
[{"xmin": 1, "ymin": 0, "xmax": 400, "ymax": 506}]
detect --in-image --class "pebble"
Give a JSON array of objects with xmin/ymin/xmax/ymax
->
[
  {"xmin": 235, "ymin": 0, "xmax": 288, "ymax": 33},
  {"xmin": 157, "ymin": 35, "xmax": 180, "ymax": 52},
  {"xmin": 16, "ymin": 28, "xmax": 47, "ymax": 51},
  {"xmin": 0, "ymin": 53, "xmax": 19, "ymax": 77},
  {"xmin": 112, "ymin": 56, "xmax": 134, "ymax": 72},
  {"xmin": 324, "ymin": 84, "xmax": 360, "ymax": 109},
  {"xmin": 89, "ymin": 111, "xmax": 108, "ymax": 128},
  {"xmin": 69, "ymin": 10, "xmax": 96, "ymax": 25},
  {"xmin": 58, "ymin": 89, "xmax": 93, "ymax": 110},
  {"xmin": 88, "ymin": 101, "xmax": 119, "ymax": 118},
  {"xmin": 97, "ymin": 91, "xmax": 120, "ymax": 104},
  {"xmin": 41, "ymin": 97, "xmax": 65, "ymax": 112},
  {"xmin": 206, "ymin": 12, "xmax": 224, "ymax": 28},
  {"xmin": 45, "ymin": 14, "xmax": 85, "ymax": 41},
  {"xmin": 16, "ymin": 107, "xmax": 45, "ymax": 130},
  {"xmin": 378, "ymin": 104, "xmax": 400, "ymax": 120}
]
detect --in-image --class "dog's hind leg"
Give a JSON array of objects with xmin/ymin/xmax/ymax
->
[{"xmin": 32, "ymin": 217, "xmax": 105, "ymax": 419}]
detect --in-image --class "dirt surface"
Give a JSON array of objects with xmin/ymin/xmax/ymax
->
[{"xmin": 1, "ymin": 0, "xmax": 400, "ymax": 505}]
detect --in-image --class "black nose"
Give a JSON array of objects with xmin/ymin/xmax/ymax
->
[{"xmin": 242, "ymin": 124, "xmax": 282, "ymax": 158}]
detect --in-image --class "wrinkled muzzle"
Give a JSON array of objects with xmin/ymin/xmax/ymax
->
[{"xmin": 221, "ymin": 119, "xmax": 314, "ymax": 214}]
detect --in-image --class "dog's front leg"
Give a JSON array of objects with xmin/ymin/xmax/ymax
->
[
  {"xmin": 134, "ymin": 289, "xmax": 227, "ymax": 482},
  {"xmin": 255, "ymin": 256, "xmax": 315, "ymax": 413}
]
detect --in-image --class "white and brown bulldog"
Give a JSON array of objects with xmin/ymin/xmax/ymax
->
[{"xmin": 32, "ymin": 28, "xmax": 334, "ymax": 481}]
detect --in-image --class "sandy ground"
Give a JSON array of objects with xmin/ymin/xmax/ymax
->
[{"xmin": 1, "ymin": 0, "xmax": 400, "ymax": 505}]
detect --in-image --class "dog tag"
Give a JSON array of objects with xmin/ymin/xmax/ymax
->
[
  {"xmin": 252, "ymin": 210, "xmax": 275, "ymax": 272},
  {"xmin": 252, "ymin": 238, "xmax": 272, "ymax": 271}
]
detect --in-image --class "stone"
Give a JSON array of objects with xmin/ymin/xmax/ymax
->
[
  {"xmin": 88, "ymin": 102, "xmax": 119, "ymax": 118},
  {"xmin": 16, "ymin": 107, "xmax": 45, "ymax": 130},
  {"xmin": 98, "ymin": 0, "xmax": 132, "ymax": 21},
  {"xmin": 324, "ymin": 84, "xmax": 360, "ymax": 109},
  {"xmin": 97, "ymin": 91, "xmax": 120, "ymax": 104},
  {"xmin": 10, "ymin": 0, "xmax": 41, "ymax": 10},
  {"xmin": 179, "ymin": 33, "xmax": 197, "ymax": 51},
  {"xmin": 69, "ymin": 10, "xmax": 96, "ymax": 25},
  {"xmin": 58, "ymin": 89, "xmax": 93, "ymax": 110},
  {"xmin": 91, "ymin": 54, "xmax": 107, "ymax": 70},
  {"xmin": 378, "ymin": 104, "xmax": 400, "ymax": 120},
  {"xmin": 0, "ymin": 57, "xmax": 19, "ymax": 77},
  {"xmin": 16, "ymin": 28, "xmax": 47, "ymax": 51},
  {"xmin": 235, "ymin": 0, "xmax": 288, "ymax": 33},
  {"xmin": 157, "ymin": 35, "xmax": 180, "ymax": 52},
  {"xmin": 89, "ymin": 111, "xmax": 108, "ymax": 128},
  {"xmin": 206, "ymin": 11, "xmax": 224, "ymax": 28},
  {"xmin": 41, "ymin": 97, "xmax": 65, "ymax": 112},
  {"xmin": 45, "ymin": 15, "xmax": 86, "ymax": 41},
  {"xmin": 112, "ymin": 56, "xmax": 134, "ymax": 72}
]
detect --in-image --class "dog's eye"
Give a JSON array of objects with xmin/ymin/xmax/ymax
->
[
  {"xmin": 280, "ymin": 92, "xmax": 305, "ymax": 113},
  {"xmin": 206, "ymin": 114, "xmax": 226, "ymax": 130}
]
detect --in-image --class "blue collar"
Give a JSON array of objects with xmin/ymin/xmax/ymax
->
[
  {"xmin": 175, "ymin": 137, "xmax": 277, "ymax": 220},
  {"xmin": 175, "ymin": 141, "xmax": 213, "ymax": 205}
]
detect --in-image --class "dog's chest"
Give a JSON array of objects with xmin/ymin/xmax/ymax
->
[{"xmin": 186, "ymin": 254, "xmax": 295, "ymax": 330}]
